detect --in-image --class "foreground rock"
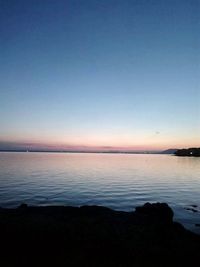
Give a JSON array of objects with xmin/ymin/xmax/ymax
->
[{"xmin": 0, "ymin": 202, "xmax": 199, "ymax": 267}]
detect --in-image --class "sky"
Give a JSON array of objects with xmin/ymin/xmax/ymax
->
[{"xmin": 0, "ymin": 0, "xmax": 199, "ymax": 151}]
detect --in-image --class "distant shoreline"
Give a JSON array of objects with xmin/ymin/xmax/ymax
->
[
  {"xmin": 175, "ymin": 148, "xmax": 200, "ymax": 157},
  {"xmin": 2, "ymin": 148, "xmax": 200, "ymax": 156},
  {"xmin": 0, "ymin": 150, "xmax": 166, "ymax": 154}
]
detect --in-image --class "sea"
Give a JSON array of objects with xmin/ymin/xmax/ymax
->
[{"xmin": 0, "ymin": 152, "xmax": 200, "ymax": 233}]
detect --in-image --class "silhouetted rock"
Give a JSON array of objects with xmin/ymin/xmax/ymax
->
[
  {"xmin": 19, "ymin": 203, "xmax": 28, "ymax": 209},
  {"xmin": 135, "ymin": 202, "xmax": 174, "ymax": 223},
  {"xmin": 185, "ymin": 207, "xmax": 198, "ymax": 213},
  {"xmin": 0, "ymin": 202, "xmax": 199, "ymax": 267}
]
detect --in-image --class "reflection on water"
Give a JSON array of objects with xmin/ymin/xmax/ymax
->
[{"xmin": 0, "ymin": 152, "xmax": 200, "ymax": 233}]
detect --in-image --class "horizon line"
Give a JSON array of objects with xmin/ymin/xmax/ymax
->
[{"xmin": 0, "ymin": 148, "xmax": 177, "ymax": 154}]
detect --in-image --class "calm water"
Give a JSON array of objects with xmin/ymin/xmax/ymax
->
[{"xmin": 0, "ymin": 152, "xmax": 200, "ymax": 233}]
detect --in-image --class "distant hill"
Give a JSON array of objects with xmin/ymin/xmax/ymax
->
[
  {"xmin": 175, "ymin": 148, "xmax": 200, "ymax": 157},
  {"xmin": 161, "ymin": 149, "xmax": 178, "ymax": 154}
]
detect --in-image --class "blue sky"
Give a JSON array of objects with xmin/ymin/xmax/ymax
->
[{"xmin": 0, "ymin": 0, "xmax": 199, "ymax": 150}]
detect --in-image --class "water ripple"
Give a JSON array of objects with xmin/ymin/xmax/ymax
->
[{"xmin": 0, "ymin": 152, "xmax": 200, "ymax": 233}]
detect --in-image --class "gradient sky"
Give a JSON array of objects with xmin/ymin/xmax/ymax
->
[{"xmin": 0, "ymin": 0, "xmax": 199, "ymax": 151}]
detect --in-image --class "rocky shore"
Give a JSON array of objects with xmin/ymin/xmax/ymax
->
[{"xmin": 0, "ymin": 202, "xmax": 199, "ymax": 266}]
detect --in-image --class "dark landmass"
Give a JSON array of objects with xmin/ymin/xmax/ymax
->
[
  {"xmin": 0, "ymin": 203, "xmax": 200, "ymax": 267},
  {"xmin": 161, "ymin": 148, "xmax": 178, "ymax": 154},
  {"xmin": 175, "ymin": 148, "xmax": 200, "ymax": 157}
]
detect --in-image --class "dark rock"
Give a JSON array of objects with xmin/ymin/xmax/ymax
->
[
  {"xmin": 135, "ymin": 202, "xmax": 174, "ymax": 224},
  {"xmin": 19, "ymin": 203, "xmax": 28, "ymax": 209},
  {"xmin": 0, "ymin": 202, "xmax": 199, "ymax": 267},
  {"xmin": 185, "ymin": 207, "xmax": 198, "ymax": 213}
]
